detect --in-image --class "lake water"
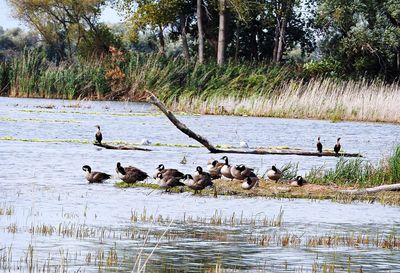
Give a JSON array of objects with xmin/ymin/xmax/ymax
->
[{"xmin": 0, "ymin": 97, "xmax": 399, "ymax": 272}]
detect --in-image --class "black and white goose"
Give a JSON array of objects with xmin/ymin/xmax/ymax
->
[
  {"xmin": 289, "ymin": 176, "xmax": 306, "ymax": 186},
  {"xmin": 334, "ymin": 137, "xmax": 341, "ymax": 155},
  {"xmin": 82, "ymin": 165, "xmax": 111, "ymax": 183},
  {"xmin": 182, "ymin": 170, "xmax": 213, "ymax": 194},
  {"xmin": 95, "ymin": 125, "xmax": 102, "ymax": 144},
  {"xmin": 153, "ymin": 164, "xmax": 184, "ymax": 179},
  {"xmin": 156, "ymin": 172, "xmax": 185, "ymax": 192},
  {"xmin": 241, "ymin": 173, "xmax": 259, "ymax": 190},
  {"xmin": 317, "ymin": 136, "xmax": 323, "ymax": 153},
  {"xmin": 230, "ymin": 164, "xmax": 254, "ymax": 180},
  {"xmin": 266, "ymin": 165, "xmax": 282, "ymax": 182},
  {"xmin": 207, "ymin": 160, "xmax": 224, "ymax": 179},
  {"xmin": 220, "ymin": 156, "xmax": 234, "ymax": 179},
  {"xmin": 116, "ymin": 162, "xmax": 148, "ymax": 184}
]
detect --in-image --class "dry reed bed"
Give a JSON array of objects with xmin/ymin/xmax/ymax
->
[{"xmin": 170, "ymin": 79, "xmax": 400, "ymax": 123}]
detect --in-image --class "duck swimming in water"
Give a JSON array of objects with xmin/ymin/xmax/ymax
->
[
  {"xmin": 82, "ymin": 165, "xmax": 111, "ymax": 183},
  {"xmin": 116, "ymin": 162, "xmax": 148, "ymax": 183},
  {"xmin": 266, "ymin": 165, "xmax": 282, "ymax": 182},
  {"xmin": 334, "ymin": 137, "xmax": 341, "ymax": 155},
  {"xmin": 95, "ymin": 125, "xmax": 102, "ymax": 144},
  {"xmin": 317, "ymin": 136, "xmax": 323, "ymax": 153}
]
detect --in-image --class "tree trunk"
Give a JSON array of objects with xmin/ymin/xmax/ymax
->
[
  {"xmin": 397, "ymin": 47, "xmax": 400, "ymax": 71},
  {"xmin": 276, "ymin": 17, "xmax": 286, "ymax": 63},
  {"xmin": 158, "ymin": 25, "xmax": 165, "ymax": 55},
  {"xmin": 145, "ymin": 91, "xmax": 363, "ymax": 157},
  {"xmin": 234, "ymin": 22, "xmax": 240, "ymax": 62},
  {"xmin": 272, "ymin": 19, "xmax": 280, "ymax": 62},
  {"xmin": 197, "ymin": 0, "xmax": 205, "ymax": 64},
  {"xmin": 217, "ymin": 0, "xmax": 226, "ymax": 66},
  {"xmin": 180, "ymin": 14, "xmax": 190, "ymax": 63},
  {"xmin": 339, "ymin": 183, "xmax": 400, "ymax": 195}
]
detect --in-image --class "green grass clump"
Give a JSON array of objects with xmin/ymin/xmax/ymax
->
[{"xmin": 306, "ymin": 145, "xmax": 400, "ymax": 187}]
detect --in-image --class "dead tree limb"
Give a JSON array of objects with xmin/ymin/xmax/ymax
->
[
  {"xmin": 147, "ymin": 92, "xmax": 219, "ymax": 153},
  {"xmin": 339, "ymin": 183, "xmax": 400, "ymax": 195},
  {"xmin": 94, "ymin": 143, "xmax": 151, "ymax": 151},
  {"xmin": 146, "ymin": 91, "xmax": 363, "ymax": 157}
]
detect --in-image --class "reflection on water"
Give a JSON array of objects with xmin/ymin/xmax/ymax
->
[{"xmin": 0, "ymin": 97, "xmax": 399, "ymax": 272}]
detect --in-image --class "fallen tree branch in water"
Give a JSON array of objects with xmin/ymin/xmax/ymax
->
[
  {"xmin": 146, "ymin": 91, "xmax": 362, "ymax": 157},
  {"xmin": 94, "ymin": 143, "xmax": 151, "ymax": 151},
  {"xmin": 338, "ymin": 183, "xmax": 400, "ymax": 195},
  {"xmin": 146, "ymin": 92, "xmax": 219, "ymax": 153}
]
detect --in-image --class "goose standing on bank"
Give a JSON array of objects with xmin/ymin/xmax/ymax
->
[
  {"xmin": 153, "ymin": 164, "xmax": 184, "ymax": 179},
  {"xmin": 82, "ymin": 165, "xmax": 111, "ymax": 183},
  {"xmin": 95, "ymin": 125, "xmax": 102, "ymax": 144},
  {"xmin": 207, "ymin": 160, "xmax": 224, "ymax": 179},
  {"xmin": 220, "ymin": 156, "xmax": 234, "ymax": 179},
  {"xmin": 317, "ymin": 136, "xmax": 323, "ymax": 154},
  {"xmin": 156, "ymin": 172, "xmax": 185, "ymax": 192},
  {"xmin": 241, "ymin": 173, "xmax": 259, "ymax": 190},
  {"xmin": 334, "ymin": 137, "xmax": 341, "ymax": 155},
  {"xmin": 231, "ymin": 164, "xmax": 255, "ymax": 180},
  {"xmin": 266, "ymin": 165, "xmax": 282, "ymax": 182},
  {"xmin": 116, "ymin": 162, "xmax": 148, "ymax": 183}
]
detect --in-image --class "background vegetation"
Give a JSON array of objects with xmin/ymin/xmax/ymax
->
[{"xmin": 1, "ymin": 0, "xmax": 400, "ymax": 121}]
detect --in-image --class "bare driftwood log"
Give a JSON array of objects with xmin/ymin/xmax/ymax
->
[
  {"xmin": 146, "ymin": 92, "xmax": 362, "ymax": 157},
  {"xmin": 339, "ymin": 183, "xmax": 400, "ymax": 195},
  {"xmin": 94, "ymin": 143, "xmax": 151, "ymax": 151},
  {"xmin": 147, "ymin": 93, "xmax": 219, "ymax": 153}
]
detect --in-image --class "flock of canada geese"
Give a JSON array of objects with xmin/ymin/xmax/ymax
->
[{"xmin": 82, "ymin": 125, "xmax": 343, "ymax": 193}]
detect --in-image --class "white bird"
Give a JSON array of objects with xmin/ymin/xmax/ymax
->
[
  {"xmin": 140, "ymin": 138, "xmax": 151, "ymax": 145},
  {"xmin": 239, "ymin": 141, "xmax": 249, "ymax": 148}
]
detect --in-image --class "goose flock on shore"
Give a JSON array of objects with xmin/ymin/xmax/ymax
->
[{"xmin": 83, "ymin": 126, "xmax": 343, "ymax": 193}]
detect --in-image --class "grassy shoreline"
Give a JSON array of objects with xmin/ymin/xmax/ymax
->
[
  {"xmin": 2, "ymin": 51, "xmax": 400, "ymax": 123},
  {"xmin": 115, "ymin": 180, "xmax": 400, "ymax": 206}
]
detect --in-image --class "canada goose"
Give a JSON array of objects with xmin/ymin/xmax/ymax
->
[
  {"xmin": 266, "ymin": 165, "xmax": 282, "ymax": 182},
  {"xmin": 317, "ymin": 136, "xmax": 323, "ymax": 153},
  {"xmin": 334, "ymin": 137, "xmax": 341, "ymax": 155},
  {"xmin": 116, "ymin": 162, "xmax": 148, "ymax": 183},
  {"xmin": 153, "ymin": 164, "xmax": 184, "ymax": 179},
  {"xmin": 193, "ymin": 166, "xmax": 213, "ymax": 186},
  {"xmin": 231, "ymin": 164, "xmax": 254, "ymax": 180},
  {"xmin": 241, "ymin": 173, "xmax": 259, "ymax": 190},
  {"xmin": 82, "ymin": 165, "xmax": 111, "ymax": 183},
  {"xmin": 220, "ymin": 156, "xmax": 234, "ymax": 179},
  {"xmin": 156, "ymin": 172, "xmax": 185, "ymax": 192},
  {"xmin": 290, "ymin": 176, "xmax": 306, "ymax": 186},
  {"xmin": 207, "ymin": 160, "xmax": 223, "ymax": 179},
  {"xmin": 182, "ymin": 171, "xmax": 213, "ymax": 194},
  {"xmin": 95, "ymin": 125, "xmax": 102, "ymax": 144}
]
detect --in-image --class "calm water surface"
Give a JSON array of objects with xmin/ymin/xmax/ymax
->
[{"xmin": 0, "ymin": 97, "xmax": 399, "ymax": 272}]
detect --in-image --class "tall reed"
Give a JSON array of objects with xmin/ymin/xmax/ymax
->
[{"xmin": 3, "ymin": 50, "xmax": 400, "ymax": 123}]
